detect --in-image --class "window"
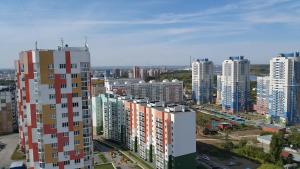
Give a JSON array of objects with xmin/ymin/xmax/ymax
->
[
  {"xmin": 50, "ymin": 104, "xmax": 56, "ymax": 110},
  {"xmin": 72, "ymin": 83, "xmax": 78, "ymax": 88},
  {"xmin": 74, "ymin": 130, "xmax": 80, "ymax": 136},
  {"xmin": 59, "ymin": 64, "xmax": 66, "ymax": 69},
  {"xmin": 52, "ymin": 153, "xmax": 58, "ymax": 158},
  {"xmin": 60, "ymin": 74, "xmax": 66, "ymax": 79},
  {"xmin": 63, "ymin": 160, "xmax": 70, "ymax": 165},
  {"xmin": 51, "ymin": 113, "xmax": 56, "ymax": 119},
  {"xmin": 62, "ymin": 122, "xmax": 68, "ymax": 127},
  {"xmin": 72, "ymin": 102, "xmax": 79, "ymax": 107},
  {"xmin": 73, "ymin": 121, "xmax": 80, "ymax": 126},
  {"xmin": 49, "ymin": 84, "xmax": 54, "ymax": 89},
  {"xmin": 52, "ymin": 163, "xmax": 58, "ymax": 167},
  {"xmin": 48, "ymin": 74, "xmax": 54, "ymax": 80},
  {"xmin": 71, "ymin": 74, "xmax": 78, "ymax": 78},
  {"xmin": 75, "ymin": 159, "xmax": 81, "ymax": 163},
  {"xmin": 62, "ymin": 113, "xmax": 68, "ymax": 118},
  {"xmin": 51, "ymin": 134, "xmax": 56, "ymax": 138},
  {"xmin": 61, "ymin": 103, "xmax": 67, "ymax": 108},
  {"xmin": 50, "ymin": 123, "xmax": 56, "ymax": 129},
  {"xmin": 71, "ymin": 64, "xmax": 77, "ymax": 69},
  {"xmin": 48, "ymin": 64, "xmax": 54, "ymax": 69},
  {"xmin": 61, "ymin": 94, "xmax": 67, "ymax": 99},
  {"xmin": 63, "ymin": 132, "xmax": 69, "ymax": 137},
  {"xmin": 72, "ymin": 93, "xmax": 79, "ymax": 97},
  {"xmin": 51, "ymin": 143, "xmax": 57, "ymax": 148},
  {"xmin": 74, "ymin": 112, "xmax": 79, "ymax": 116},
  {"xmin": 49, "ymin": 94, "xmax": 55, "ymax": 99},
  {"xmin": 64, "ymin": 141, "xmax": 69, "ymax": 146},
  {"xmin": 74, "ymin": 140, "xmax": 80, "ymax": 145},
  {"xmin": 61, "ymin": 83, "xmax": 67, "ymax": 88}
]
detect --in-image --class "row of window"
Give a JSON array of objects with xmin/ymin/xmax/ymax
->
[
  {"xmin": 62, "ymin": 121, "xmax": 81, "ymax": 127},
  {"xmin": 57, "ymin": 63, "xmax": 78, "ymax": 69},
  {"xmin": 49, "ymin": 121, "xmax": 81, "ymax": 129},
  {"xmin": 49, "ymin": 102, "xmax": 79, "ymax": 109},
  {"xmin": 49, "ymin": 93, "xmax": 79, "ymax": 99}
]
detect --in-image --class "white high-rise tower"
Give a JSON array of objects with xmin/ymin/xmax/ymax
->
[{"xmin": 192, "ymin": 58, "xmax": 214, "ymax": 104}]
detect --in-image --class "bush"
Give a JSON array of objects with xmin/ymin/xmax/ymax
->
[
  {"xmin": 233, "ymin": 145, "xmax": 270, "ymax": 163},
  {"xmin": 258, "ymin": 163, "xmax": 282, "ymax": 169}
]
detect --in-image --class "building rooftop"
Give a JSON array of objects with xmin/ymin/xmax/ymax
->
[
  {"xmin": 278, "ymin": 52, "xmax": 300, "ymax": 58},
  {"xmin": 228, "ymin": 56, "xmax": 245, "ymax": 60}
]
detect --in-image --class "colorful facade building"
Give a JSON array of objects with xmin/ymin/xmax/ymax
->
[
  {"xmin": 98, "ymin": 93, "xmax": 196, "ymax": 169},
  {"xmin": 221, "ymin": 56, "xmax": 250, "ymax": 113},
  {"xmin": 192, "ymin": 58, "xmax": 214, "ymax": 104},
  {"xmin": 15, "ymin": 45, "xmax": 93, "ymax": 169},
  {"xmin": 268, "ymin": 52, "xmax": 300, "ymax": 126}
]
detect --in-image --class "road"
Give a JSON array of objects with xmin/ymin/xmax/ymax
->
[{"xmin": 0, "ymin": 133, "xmax": 19, "ymax": 168}]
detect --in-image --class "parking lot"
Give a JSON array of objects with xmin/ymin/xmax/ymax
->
[{"xmin": 0, "ymin": 133, "xmax": 19, "ymax": 168}]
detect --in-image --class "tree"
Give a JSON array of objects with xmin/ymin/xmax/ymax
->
[
  {"xmin": 270, "ymin": 131, "xmax": 285, "ymax": 163},
  {"xmin": 288, "ymin": 127, "xmax": 300, "ymax": 149}
]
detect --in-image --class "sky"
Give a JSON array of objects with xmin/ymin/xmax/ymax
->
[{"xmin": 1, "ymin": 0, "xmax": 300, "ymax": 68}]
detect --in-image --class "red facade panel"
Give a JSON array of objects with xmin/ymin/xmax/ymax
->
[
  {"xmin": 54, "ymin": 74, "xmax": 66, "ymax": 104},
  {"xmin": 30, "ymin": 104, "xmax": 37, "ymax": 128},
  {"xmin": 67, "ymin": 93, "xmax": 74, "ymax": 131},
  {"xmin": 27, "ymin": 51, "xmax": 34, "ymax": 79},
  {"xmin": 162, "ymin": 112, "xmax": 165, "ymax": 153},
  {"xmin": 43, "ymin": 124, "xmax": 57, "ymax": 134},
  {"xmin": 32, "ymin": 143, "xmax": 39, "ymax": 162},
  {"xmin": 65, "ymin": 51, "xmax": 71, "ymax": 74}
]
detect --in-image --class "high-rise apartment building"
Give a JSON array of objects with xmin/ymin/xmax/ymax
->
[
  {"xmin": 221, "ymin": 56, "xmax": 250, "ymax": 113},
  {"xmin": 216, "ymin": 75, "xmax": 222, "ymax": 105},
  {"xmin": 0, "ymin": 85, "xmax": 17, "ymax": 135},
  {"xmin": 15, "ymin": 45, "xmax": 93, "ymax": 169},
  {"xmin": 98, "ymin": 93, "xmax": 196, "ymax": 169},
  {"xmin": 268, "ymin": 52, "xmax": 300, "ymax": 126},
  {"xmin": 91, "ymin": 78, "xmax": 105, "ymax": 136},
  {"xmin": 254, "ymin": 76, "xmax": 270, "ymax": 115},
  {"xmin": 192, "ymin": 59, "xmax": 214, "ymax": 104},
  {"xmin": 133, "ymin": 66, "xmax": 141, "ymax": 79}
]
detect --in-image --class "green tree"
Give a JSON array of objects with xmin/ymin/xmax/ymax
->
[
  {"xmin": 270, "ymin": 131, "xmax": 285, "ymax": 163},
  {"xmin": 288, "ymin": 127, "xmax": 300, "ymax": 149}
]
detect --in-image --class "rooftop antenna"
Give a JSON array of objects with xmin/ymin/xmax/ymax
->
[
  {"xmin": 35, "ymin": 41, "xmax": 38, "ymax": 50},
  {"xmin": 60, "ymin": 38, "xmax": 64, "ymax": 48},
  {"xmin": 84, "ymin": 36, "xmax": 88, "ymax": 48}
]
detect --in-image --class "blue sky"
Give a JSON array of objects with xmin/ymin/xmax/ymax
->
[{"xmin": 1, "ymin": 0, "xmax": 300, "ymax": 68}]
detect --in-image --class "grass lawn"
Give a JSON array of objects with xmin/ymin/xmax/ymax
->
[
  {"xmin": 94, "ymin": 163, "xmax": 114, "ymax": 169},
  {"xmin": 125, "ymin": 151, "xmax": 153, "ymax": 169},
  {"xmin": 98, "ymin": 153, "xmax": 108, "ymax": 163},
  {"xmin": 11, "ymin": 145, "xmax": 25, "ymax": 160}
]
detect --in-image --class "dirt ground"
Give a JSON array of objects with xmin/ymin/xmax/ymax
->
[{"xmin": 197, "ymin": 141, "xmax": 260, "ymax": 169}]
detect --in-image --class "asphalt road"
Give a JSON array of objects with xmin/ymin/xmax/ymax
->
[{"xmin": 0, "ymin": 133, "xmax": 19, "ymax": 168}]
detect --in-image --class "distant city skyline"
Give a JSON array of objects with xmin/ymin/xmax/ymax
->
[{"xmin": 1, "ymin": 0, "xmax": 300, "ymax": 68}]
